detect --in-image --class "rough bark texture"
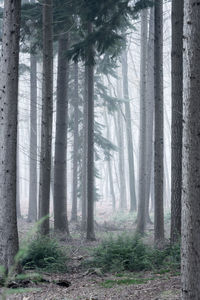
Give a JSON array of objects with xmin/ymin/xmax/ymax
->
[
  {"xmin": 154, "ymin": 0, "xmax": 164, "ymax": 246},
  {"xmin": 39, "ymin": 0, "xmax": 53, "ymax": 235},
  {"xmin": 0, "ymin": 0, "xmax": 21, "ymax": 272},
  {"xmin": 71, "ymin": 62, "xmax": 79, "ymax": 222},
  {"xmin": 86, "ymin": 23, "xmax": 95, "ymax": 240},
  {"xmin": 170, "ymin": 0, "xmax": 183, "ymax": 244},
  {"xmin": 137, "ymin": 9, "xmax": 148, "ymax": 234},
  {"xmin": 53, "ymin": 34, "xmax": 70, "ymax": 233},
  {"xmin": 28, "ymin": 53, "xmax": 38, "ymax": 222},
  {"xmin": 181, "ymin": 1, "xmax": 200, "ymax": 299},
  {"xmin": 122, "ymin": 50, "xmax": 137, "ymax": 212},
  {"xmin": 81, "ymin": 66, "xmax": 88, "ymax": 231}
]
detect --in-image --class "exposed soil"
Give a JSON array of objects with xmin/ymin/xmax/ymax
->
[{"xmin": 0, "ymin": 217, "xmax": 181, "ymax": 300}]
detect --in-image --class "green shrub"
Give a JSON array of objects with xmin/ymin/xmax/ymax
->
[
  {"xmin": 89, "ymin": 234, "xmax": 180, "ymax": 273},
  {"xmin": 21, "ymin": 236, "xmax": 68, "ymax": 273}
]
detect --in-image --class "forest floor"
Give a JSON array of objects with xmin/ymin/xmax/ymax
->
[{"xmin": 1, "ymin": 212, "xmax": 181, "ymax": 300}]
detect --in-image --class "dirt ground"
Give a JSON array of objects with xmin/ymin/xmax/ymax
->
[{"xmin": 0, "ymin": 216, "xmax": 181, "ymax": 300}]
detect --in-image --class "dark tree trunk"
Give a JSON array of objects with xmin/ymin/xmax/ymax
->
[
  {"xmin": 181, "ymin": 1, "xmax": 200, "ymax": 298},
  {"xmin": 86, "ymin": 22, "xmax": 95, "ymax": 240},
  {"xmin": 71, "ymin": 62, "xmax": 79, "ymax": 222},
  {"xmin": 39, "ymin": 0, "xmax": 53, "ymax": 235},
  {"xmin": 0, "ymin": 0, "xmax": 21, "ymax": 272},
  {"xmin": 154, "ymin": 0, "xmax": 164, "ymax": 246},
  {"xmin": 28, "ymin": 53, "xmax": 38, "ymax": 222},
  {"xmin": 137, "ymin": 9, "xmax": 148, "ymax": 234},
  {"xmin": 81, "ymin": 66, "xmax": 88, "ymax": 231},
  {"xmin": 170, "ymin": 0, "xmax": 183, "ymax": 244},
  {"xmin": 53, "ymin": 34, "xmax": 70, "ymax": 234}
]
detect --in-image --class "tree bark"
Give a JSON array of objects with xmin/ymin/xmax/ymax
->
[
  {"xmin": 144, "ymin": 7, "xmax": 154, "ymax": 225},
  {"xmin": 28, "ymin": 53, "xmax": 38, "ymax": 222},
  {"xmin": 181, "ymin": 1, "xmax": 200, "ymax": 299},
  {"xmin": 81, "ymin": 66, "xmax": 88, "ymax": 231},
  {"xmin": 154, "ymin": 0, "xmax": 164, "ymax": 246},
  {"xmin": 71, "ymin": 62, "xmax": 79, "ymax": 222},
  {"xmin": 137, "ymin": 9, "xmax": 148, "ymax": 234},
  {"xmin": 0, "ymin": 0, "xmax": 21, "ymax": 272},
  {"xmin": 170, "ymin": 0, "xmax": 183, "ymax": 244},
  {"xmin": 39, "ymin": 0, "xmax": 53, "ymax": 235},
  {"xmin": 122, "ymin": 50, "xmax": 137, "ymax": 212},
  {"xmin": 86, "ymin": 22, "xmax": 95, "ymax": 240},
  {"xmin": 53, "ymin": 34, "xmax": 70, "ymax": 233}
]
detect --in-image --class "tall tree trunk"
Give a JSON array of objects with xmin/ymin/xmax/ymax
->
[
  {"xmin": 104, "ymin": 110, "xmax": 116, "ymax": 211},
  {"xmin": 137, "ymin": 9, "xmax": 148, "ymax": 234},
  {"xmin": 28, "ymin": 53, "xmax": 38, "ymax": 222},
  {"xmin": 86, "ymin": 23, "xmax": 95, "ymax": 240},
  {"xmin": 170, "ymin": 0, "xmax": 183, "ymax": 244},
  {"xmin": 81, "ymin": 66, "xmax": 88, "ymax": 231},
  {"xmin": 0, "ymin": 0, "xmax": 21, "ymax": 272},
  {"xmin": 181, "ymin": 1, "xmax": 200, "ymax": 298},
  {"xmin": 144, "ymin": 7, "xmax": 154, "ymax": 225},
  {"xmin": 154, "ymin": 0, "xmax": 164, "ymax": 246},
  {"xmin": 53, "ymin": 33, "xmax": 70, "ymax": 233},
  {"xmin": 116, "ymin": 76, "xmax": 127, "ymax": 210},
  {"xmin": 39, "ymin": 0, "xmax": 53, "ymax": 235},
  {"xmin": 122, "ymin": 50, "xmax": 137, "ymax": 212},
  {"xmin": 71, "ymin": 62, "xmax": 79, "ymax": 222}
]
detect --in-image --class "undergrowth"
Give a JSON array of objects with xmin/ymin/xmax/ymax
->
[
  {"xmin": 21, "ymin": 236, "xmax": 68, "ymax": 273},
  {"xmin": 88, "ymin": 234, "xmax": 180, "ymax": 273}
]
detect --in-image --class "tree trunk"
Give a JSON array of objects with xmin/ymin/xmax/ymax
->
[
  {"xmin": 115, "ymin": 76, "xmax": 127, "ymax": 211},
  {"xmin": 53, "ymin": 34, "xmax": 70, "ymax": 233},
  {"xmin": 181, "ymin": 1, "xmax": 200, "ymax": 298},
  {"xmin": 104, "ymin": 110, "xmax": 116, "ymax": 211},
  {"xmin": 170, "ymin": 0, "xmax": 183, "ymax": 244},
  {"xmin": 71, "ymin": 62, "xmax": 79, "ymax": 222},
  {"xmin": 137, "ymin": 9, "xmax": 148, "ymax": 234},
  {"xmin": 86, "ymin": 23, "xmax": 95, "ymax": 240},
  {"xmin": 16, "ymin": 141, "xmax": 21, "ymax": 218},
  {"xmin": 0, "ymin": 0, "xmax": 21, "ymax": 272},
  {"xmin": 39, "ymin": 0, "xmax": 53, "ymax": 235},
  {"xmin": 154, "ymin": 0, "xmax": 164, "ymax": 246},
  {"xmin": 144, "ymin": 7, "xmax": 154, "ymax": 225},
  {"xmin": 122, "ymin": 50, "xmax": 137, "ymax": 212},
  {"xmin": 81, "ymin": 66, "xmax": 88, "ymax": 231},
  {"xmin": 28, "ymin": 53, "xmax": 38, "ymax": 222}
]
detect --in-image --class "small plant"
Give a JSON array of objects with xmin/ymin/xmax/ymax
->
[
  {"xmin": 21, "ymin": 235, "xmax": 68, "ymax": 273},
  {"xmin": 88, "ymin": 234, "xmax": 180, "ymax": 273}
]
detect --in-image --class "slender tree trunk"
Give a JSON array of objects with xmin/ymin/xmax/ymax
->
[
  {"xmin": 170, "ymin": 0, "xmax": 183, "ymax": 244},
  {"xmin": 0, "ymin": 0, "xmax": 21, "ymax": 272},
  {"xmin": 81, "ymin": 66, "xmax": 88, "ymax": 231},
  {"xmin": 104, "ymin": 110, "xmax": 116, "ymax": 211},
  {"xmin": 86, "ymin": 22, "xmax": 95, "ymax": 240},
  {"xmin": 144, "ymin": 7, "xmax": 154, "ymax": 225},
  {"xmin": 122, "ymin": 50, "xmax": 137, "ymax": 212},
  {"xmin": 71, "ymin": 62, "xmax": 79, "ymax": 222},
  {"xmin": 154, "ymin": 0, "xmax": 164, "ymax": 246},
  {"xmin": 53, "ymin": 34, "xmax": 70, "ymax": 233},
  {"xmin": 116, "ymin": 77, "xmax": 127, "ymax": 210},
  {"xmin": 115, "ymin": 108, "xmax": 127, "ymax": 210},
  {"xmin": 137, "ymin": 9, "xmax": 148, "ymax": 234},
  {"xmin": 16, "ymin": 141, "xmax": 21, "ymax": 218},
  {"xmin": 181, "ymin": 1, "xmax": 200, "ymax": 298},
  {"xmin": 39, "ymin": 0, "xmax": 53, "ymax": 235},
  {"xmin": 28, "ymin": 53, "xmax": 38, "ymax": 222}
]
